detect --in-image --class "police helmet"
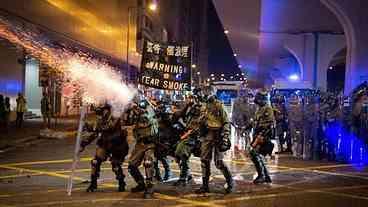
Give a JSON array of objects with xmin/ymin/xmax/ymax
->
[
  {"xmin": 94, "ymin": 103, "xmax": 111, "ymax": 116},
  {"xmin": 102, "ymin": 103, "xmax": 112, "ymax": 111},
  {"xmin": 255, "ymin": 91, "xmax": 268, "ymax": 106},
  {"xmin": 193, "ymin": 87, "xmax": 202, "ymax": 96},
  {"xmin": 190, "ymin": 104, "xmax": 202, "ymax": 116}
]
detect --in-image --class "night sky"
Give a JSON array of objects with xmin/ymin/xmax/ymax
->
[{"xmin": 207, "ymin": 1, "xmax": 240, "ymax": 76}]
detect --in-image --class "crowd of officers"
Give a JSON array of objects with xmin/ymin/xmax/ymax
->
[
  {"xmin": 78, "ymin": 82, "xmax": 368, "ymax": 198},
  {"xmin": 79, "ymin": 86, "xmax": 276, "ymax": 198},
  {"xmin": 232, "ymin": 82, "xmax": 368, "ymax": 164}
]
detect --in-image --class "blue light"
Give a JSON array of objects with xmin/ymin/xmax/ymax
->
[
  {"xmin": 288, "ymin": 74, "xmax": 299, "ymax": 81},
  {"xmin": 325, "ymin": 121, "xmax": 368, "ymax": 170},
  {"xmin": 0, "ymin": 79, "xmax": 22, "ymax": 94}
]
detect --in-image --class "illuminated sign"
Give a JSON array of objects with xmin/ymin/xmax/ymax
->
[{"xmin": 139, "ymin": 41, "xmax": 191, "ymax": 90}]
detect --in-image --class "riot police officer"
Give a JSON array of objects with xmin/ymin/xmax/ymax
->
[
  {"xmin": 174, "ymin": 91, "xmax": 205, "ymax": 186},
  {"xmin": 287, "ymin": 94, "xmax": 304, "ymax": 158},
  {"xmin": 128, "ymin": 98, "xmax": 159, "ymax": 199},
  {"xmin": 232, "ymin": 90, "xmax": 256, "ymax": 150},
  {"xmin": 351, "ymin": 84, "xmax": 368, "ymax": 163},
  {"xmin": 250, "ymin": 91, "xmax": 275, "ymax": 184},
  {"xmin": 154, "ymin": 100, "xmax": 174, "ymax": 182},
  {"xmin": 303, "ymin": 94, "xmax": 320, "ymax": 160},
  {"xmin": 321, "ymin": 93, "xmax": 342, "ymax": 161},
  {"xmin": 80, "ymin": 103, "xmax": 129, "ymax": 192},
  {"xmin": 272, "ymin": 95, "xmax": 289, "ymax": 153},
  {"xmin": 196, "ymin": 86, "xmax": 233, "ymax": 194}
]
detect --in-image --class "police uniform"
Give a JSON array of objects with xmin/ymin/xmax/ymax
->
[
  {"xmin": 250, "ymin": 91, "xmax": 275, "ymax": 184},
  {"xmin": 154, "ymin": 102, "xmax": 175, "ymax": 182},
  {"xmin": 196, "ymin": 95, "xmax": 233, "ymax": 194},
  {"xmin": 80, "ymin": 104, "xmax": 129, "ymax": 192},
  {"xmin": 351, "ymin": 87, "xmax": 368, "ymax": 163},
  {"xmin": 287, "ymin": 95, "xmax": 304, "ymax": 158},
  {"xmin": 174, "ymin": 101, "xmax": 205, "ymax": 186},
  {"xmin": 324, "ymin": 95, "xmax": 342, "ymax": 161},
  {"xmin": 272, "ymin": 96, "xmax": 289, "ymax": 153},
  {"xmin": 303, "ymin": 95, "xmax": 320, "ymax": 160},
  {"xmin": 128, "ymin": 100, "xmax": 158, "ymax": 198},
  {"xmin": 232, "ymin": 95, "xmax": 256, "ymax": 149}
]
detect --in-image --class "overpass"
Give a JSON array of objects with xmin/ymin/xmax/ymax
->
[{"xmin": 213, "ymin": 0, "xmax": 368, "ymax": 94}]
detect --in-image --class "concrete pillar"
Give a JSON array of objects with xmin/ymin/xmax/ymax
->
[
  {"xmin": 321, "ymin": 0, "xmax": 368, "ymax": 94},
  {"xmin": 316, "ymin": 34, "xmax": 345, "ymax": 90},
  {"xmin": 284, "ymin": 34, "xmax": 319, "ymax": 88},
  {"xmin": 285, "ymin": 34, "xmax": 345, "ymax": 91}
]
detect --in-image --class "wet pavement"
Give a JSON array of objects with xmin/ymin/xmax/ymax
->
[{"xmin": 0, "ymin": 137, "xmax": 368, "ymax": 207}]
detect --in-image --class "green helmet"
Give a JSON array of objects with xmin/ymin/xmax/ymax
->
[{"xmin": 255, "ymin": 91, "xmax": 268, "ymax": 106}]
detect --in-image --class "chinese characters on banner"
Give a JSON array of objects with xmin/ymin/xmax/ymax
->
[{"xmin": 139, "ymin": 41, "xmax": 191, "ymax": 90}]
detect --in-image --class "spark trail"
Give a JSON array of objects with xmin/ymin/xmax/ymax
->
[{"xmin": 0, "ymin": 16, "xmax": 136, "ymax": 108}]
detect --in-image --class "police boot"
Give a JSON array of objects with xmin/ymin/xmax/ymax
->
[
  {"xmin": 259, "ymin": 157, "xmax": 272, "ymax": 183},
  {"xmin": 162, "ymin": 159, "xmax": 172, "ymax": 181},
  {"xmin": 144, "ymin": 180, "xmax": 154, "ymax": 199},
  {"xmin": 112, "ymin": 162, "xmax": 126, "ymax": 192},
  {"xmin": 174, "ymin": 160, "xmax": 189, "ymax": 187},
  {"xmin": 186, "ymin": 162, "xmax": 193, "ymax": 183},
  {"xmin": 222, "ymin": 167, "xmax": 234, "ymax": 194},
  {"xmin": 128, "ymin": 165, "xmax": 146, "ymax": 193},
  {"xmin": 86, "ymin": 175, "xmax": 98, "ymax": 192},
  {"xmin": 87, "ymin": 158, "xmax": 101, "ymax": 192},
  {"xmin": 250, "ymin": 153, "xmax": 266, "ymax": 184},
  {"xmin": 195, "ymin": 177, "xmax": 210, "ymax": 194}
]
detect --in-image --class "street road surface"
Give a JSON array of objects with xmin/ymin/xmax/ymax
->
[{"xmin": 0, "ymin": 137, "xmax": 368, "ymax": 207}]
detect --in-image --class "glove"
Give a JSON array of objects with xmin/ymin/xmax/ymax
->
[
  {"xmin": 218, "ymin": 132, "xmax": 231, "ymax": 152},
  {"xmin": 219, "ymin": 135, "xmax": 231, "ymax": 152}
]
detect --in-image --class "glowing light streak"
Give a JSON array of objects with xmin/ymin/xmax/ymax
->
[
  {"xmin": 0, "ymin": 16, "xmax": 136, "ymax": 110},
  {"xmin": 325, "ymin": 121, "xmax": 368, "ymax": 169}
]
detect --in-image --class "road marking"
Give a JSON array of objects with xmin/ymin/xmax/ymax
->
[
  {"xmin": 0, "ymin": 164, "xmax": 224, "ymax": 207},
  {"xmin": 0, "ymin": 172, "xmax": 43, "ymax": 180},
  {"xmin": 54, "ymin": 167, "xmax": 203, "ymax": 176},
  {"xmin": 3, "ymin": 157, "xmax": 366, "ymax": 181},
  {"xmin": 9, "ymin": 198, "xmax": 156, "ymax": 207},
  {"xmin": 1, "ymin": 163, "xmax": 368, "ymax": 206},
  {"xmin": 301, "ymin": 168, "xmax": 368, "ymax": 180},
  {"xmin": 1, "ymin": 157, "xmax": 93, "ymax": 166},
  {"xmin": 214, "ymin": 184, "xmax": 368, "ymax": 204}
]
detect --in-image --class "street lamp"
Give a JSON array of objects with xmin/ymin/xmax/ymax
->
[
  {"xmin": 126, "ymin": 4, "xmax": 157, "ymax": 83},
  {"xmin": 148, "ymin": 3, "xmax": 157, "ymax": 11}
]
